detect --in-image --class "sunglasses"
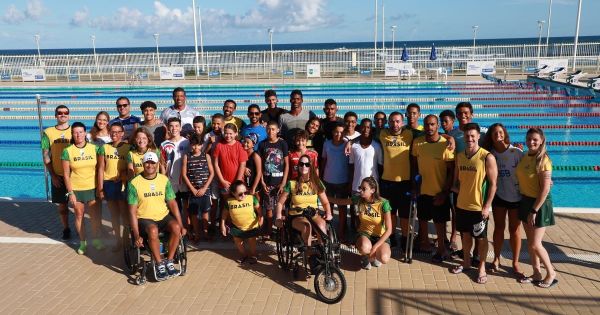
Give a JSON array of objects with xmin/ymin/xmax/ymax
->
[
  {"xmin": 116, "ymin": 104, "xmax": 129, "ymax": 108},
  {"xmin": 298, "ymin": 162, "xmax": 311, "ymax": 168},
  {"xmin": 248, "ymin": 112, "xmax": 261, "ymax": 116},
  {"xmin": 56, "ymin": 111, "xmax": 69, "ymax": 115},
  {"xmin": 236, "ymin": 191, "xmax": 247, "ymax": 197}
]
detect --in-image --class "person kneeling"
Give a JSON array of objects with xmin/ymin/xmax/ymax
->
[
  {"xmin": 330, "ymin": 177, "xmax": 392, "ymax": 270},
  {"xmin": 221, "ymin": 180, "xmax": 263, "ymax": 264},
  {"xmin": 128, "ymin": 152, "xmax": 187, "ymax": 281}
]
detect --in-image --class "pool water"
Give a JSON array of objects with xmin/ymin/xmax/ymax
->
[{"xmin": 0, "ymin": 82, "xmax": 598, "ymax": 207}]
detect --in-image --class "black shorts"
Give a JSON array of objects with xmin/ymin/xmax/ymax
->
[
  {"xmin": 455, "ymin": 208, "xmax": 488, "ymax": 239},
  {"xmin": 188, "ymin": 195, "xmax": 211, "ymax": 215},
  {"xmin": 417, "ymin": 195, "xmax": 450, "ymax": 223},
  {"xmin": 380, "ymin": 180, "xmax": 411, "ymax": 218},
  {"xmin": 175, "ymin": 191, "xmax": 190, "ymax": 212},
  {"xmin": 492, "ymin": 195, "xmax": 520, "ymax": 210},
  {"xmin": 357, "ymin": 233, "xmax": 391, "ymax": 245},
  {"xmin": 51, "ymin": 176, "xmax": 67, "ymax": 204},
  {"xmin": 324, "ymin": 181, "xmax": 350, "ymax": 199},
  {"xmin": 138, "ymin": 214, "xmax": 175, "ymax": 239}
]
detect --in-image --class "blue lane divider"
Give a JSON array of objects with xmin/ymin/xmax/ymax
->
[{"xmin": 0, "ymin": 140, "xmax": 40, "ymax": 145}]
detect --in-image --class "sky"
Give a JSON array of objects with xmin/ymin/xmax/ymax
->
[{"xmin": 0, "ymin": 0, "xmax": 598, "ymax": 50}]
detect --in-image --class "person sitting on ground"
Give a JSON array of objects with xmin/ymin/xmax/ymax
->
[
  {"xmin": 128, "ymin": 152, "xmax": 186, "ymax": 281},
  {"xmin": 329, "ymin": 177, "xmax": 392, "ymax": 270},
  {"xmin": 221, "ymin": 180, "xmax": 263, "ymax": 264}
]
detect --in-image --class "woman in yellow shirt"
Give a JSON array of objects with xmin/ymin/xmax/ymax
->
[
  {"xmin": 275, "ymin": 154, "xmax": 333, "ymax": 249},
  {"xmin": 516, "ymin": 128, "xmax": 557, "ymax": 288},
  {"xmin": 221, "ymin": 180, "xmax": 262, "ymax": 264},
  {"xmin": 97, "ymin": 122, "xmax": 130, "ymax": 251},
  {"xmin": 329, "ymin": 177, "xmax": 392, "ymax": 270},
  {"xmin": 127, "ymin": 127, "xmax": 161, "ymax": 179},
  {"xmin": 61, "ymin": 122, "xmax": 102, "ymax": 255}
]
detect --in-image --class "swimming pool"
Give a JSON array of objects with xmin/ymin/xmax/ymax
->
[{"xmin": 0, "ymin": 82, "xmax": 598, "ymax": 207}]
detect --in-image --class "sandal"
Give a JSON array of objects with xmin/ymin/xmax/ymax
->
[
  {"xmin": 451, "ymin": 265, "xmax": 468, "ymax": 274},
  {"xmin": 476, "ymin": 274, "xmax": 488, "ymax": 284},
  {"xmin": 488, "ymin": 262, "xmax": 500, "ymax": 273},
  {"xmin": 537, "ymin": 278, "xmax": 559, "ymax": 288}
]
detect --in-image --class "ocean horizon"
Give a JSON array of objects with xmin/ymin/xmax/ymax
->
[{"xmin": 2, "ymin": 35, "xmax": 599, "ymax": 56}]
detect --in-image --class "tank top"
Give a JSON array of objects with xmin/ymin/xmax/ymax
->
[
  {"xmin": 491, "ymin": 145, "xmax": 523, "ymax": 203},
  {"xmin": 186, "ymin": 152, "xmax": 211, "ymax": 195}
]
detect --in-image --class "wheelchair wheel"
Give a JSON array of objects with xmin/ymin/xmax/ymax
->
[
  {"xmin": 176, "ymin": 238, "xmax": 188, "ymax": 276},
  {"xmin": 275, "ymin": 227, "xmax": 292, "ymax": 269},
  {"xmin": 313, "ymin": 266, "xmax": 346, "ymax": 304},
  {"xmin": 326, "ymin": 223, "xmax": 342, "ymax": 268}
]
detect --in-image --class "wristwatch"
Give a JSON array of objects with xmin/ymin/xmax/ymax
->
[{"xmin": 530, "ymin": 208, "xmax": 538, "ymax": 214}]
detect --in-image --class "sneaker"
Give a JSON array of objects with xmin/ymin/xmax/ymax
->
[
  {"xmin": 361, "ymin": 256, "xmax": 372, "ymax": 270},
  {"xmin": 62, "ymin": 228, "xmax": 71, "ymax": 240},
  {"xmin": 77, "ymin": 241, "xmax": 87, "ymax": 255},
  {"xmin": 372, "ymin": 259, "xmax": 382, "ymax": 268},
  {"xmin": 92, "ymin": 239, "xmax": 105, "ymax": 250},
  {"xmin": 165, "ymin": 259, "xmax": 179, "ymax": 276},
  {"xmin": 155, "ymin": 261, "xmax": 168, "ymax": 280}
]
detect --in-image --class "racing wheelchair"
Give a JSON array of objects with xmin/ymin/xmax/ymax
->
[
  {"xmin": 123, "ymin": 227, "xmax": 188, "ymax": 285},
  {"xmin": 274, "ymin": 207, "xmax": 346, "ymax": 304}
]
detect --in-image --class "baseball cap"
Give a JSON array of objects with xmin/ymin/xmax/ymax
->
[
  {"xmin": 244, "ymin": 133, "xmax": 259, "ymax": 145},
  {"xmin": 142, "ymin": 152, "xmax": 159, "ymax": 163}
]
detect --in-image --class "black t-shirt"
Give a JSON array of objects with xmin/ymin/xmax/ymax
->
[
  {"xmin": 261, "ymin": 107, "xmax": 286, "ymax": 124},
  {"xmin": 320, "ymin": 117, "xmax": 344, "ymax": 140},
  {"xmin": 258, "ymin": 139, "xmax": 289, "ymax": 186}
]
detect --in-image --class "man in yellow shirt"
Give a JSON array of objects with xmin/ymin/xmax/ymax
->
[
  {"xmin": 451, "ymin": 123, "xmax": 497, "ymax": 284},
  {"xmin": 41, "ymin": 105, "xmax": 72, "ymax": 240},
  {"xmin": 379, "ymin": 111, "xmax": 413, "ymax": 249},
  {"xmin": 411, "ymin": 115, "xmax": 455, "ymax": 262},
  {"xmin": 128, "ymin": 152, "xmax": 186, "ymax": 281},
  {"xmin": 223, "ymin": 99, "xmax": 246, "ymax": 131}
]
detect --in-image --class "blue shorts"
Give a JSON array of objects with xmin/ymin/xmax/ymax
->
[
  {"xmin": 188, "ymin": 195, "xmax": 212, "ymax": 215},
  {"xmin": 103, "ymin": 180, "xmax": 126, "ymax": 201}
]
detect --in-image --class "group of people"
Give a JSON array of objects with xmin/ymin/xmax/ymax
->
[{"xmin": 41, "ymin": 87, "xmax": 557, "ymax": 287}]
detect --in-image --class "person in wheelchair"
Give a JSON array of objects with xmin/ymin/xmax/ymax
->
[
  {"xmin": 275, "ymin": 154, "xmax": 333, "ymax": 250},
  {"xmin": 221, "ymin": 180, "xmax": 263, "ymax": 264},
  {"xmin": 328, "ymin": 176, "xmax": 392, "ymax": 270},
  {"xmin": 127, "ymin": 152, "xmax": 187, "ymax": 281}
]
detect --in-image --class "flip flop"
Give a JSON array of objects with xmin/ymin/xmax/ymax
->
[
  {"xmin": 451, "ymin": 265, "xmax": 468, "ymax": 274},
  {"xmin": 488, "ymin": 262, "xmax": 500, "ymax": 273},
  {"xmin": 537, "ymin": 278, "xmax": 559, "ymax": 288},
  {"xmin": 476, "ymin": 274, "xmax": 488, "ymax": 284},
  {"xmin": 518, "ymin": 275, "xmax": 534, "ymax": 284}
]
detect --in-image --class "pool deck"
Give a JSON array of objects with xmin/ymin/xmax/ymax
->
[{"xmin": 1, "ymin": 201, "xmax": 599, "ymax": 314}]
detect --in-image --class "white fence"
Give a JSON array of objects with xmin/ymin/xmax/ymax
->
[{"xmin": 1, "ymin": 42, "xmax": 599, "ymax": 82}]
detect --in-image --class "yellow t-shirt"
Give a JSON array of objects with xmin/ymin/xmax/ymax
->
[
  {"xmin": 226, "ymin": 194, "xmax": 260, "ymax": 231},
  {"xmin": 353, "ymin": 196, "xmax": 391, "ymax": 237},
  {"xmin": 224, "ymin": 116, "xmax": 245, "ymax": 132},
  {"xmin": 127, "ymin": 148, "xmax": 159, "ymax": 176},
  {"xmin": 99, "ymin": 142, "xmax": 130, "ymax": 181},
  {"xmin": 284, "ymin": 180, "xmax": 325, "ymax": 216},
  {"xmin": 379, "ymin": 128, "xmax": 413, "ymax": 182},
  {"xmin": 41, "ymin": 126, "xmax": 72, "ymax": 176},
  {"xmin": 456, "ymin": 148, "xmax": 490, "ymax": 211},
  {"xmin": 61, "ymin": 143, "xmax": 99, "ymax": 191},
  {"xmin": 127, "ymin": 173, "xmax": 175, "ymax": 221},
  {"xmin": 412, "ymin": 136, "xmax": 455, "ymax": 196},
  {"xmin": 516, "ymin": 154, "xmax": 552, "ymax": 198}
]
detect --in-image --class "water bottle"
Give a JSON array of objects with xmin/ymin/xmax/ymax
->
[{"xmin": 159, "ymin": 241, "xmax": 164, "ymax": 253}]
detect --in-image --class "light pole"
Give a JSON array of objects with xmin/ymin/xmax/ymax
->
[
  {"xmin": 546, "ymin": 0, "xmax": 553, "ymax": 54},
  {"xmin": 472, "ymin": 26, "xmax": 479, "ymax": 61},
  {"xmin": 34, "ymin": 34, "xmax": 41, "ymax": 67},
  {"xmin": 373, "ymin": 0, "xmax": 378, "ymax": 67},
  {"xmin": 192, "ymin": 0, "xmax": 200, "ymax": 77},
  {"xmin": 537, "ymin": 20, "xmax": 545, "ymax": 59},
  {"xmin": 91, "ymin": 35, "xmax": 99, "ymax": 73},
  {"xmin": 198, "ymin": 5, "xmax": 205, "ymax": 71},
  {"xmin": 153, "ymin": 33, "xmax": 161, "ymax": 68},
  {"xmin": 381, "ymin": 0, "xmax": 385, "ymax": 58},
  {"xmin": 268, "ymin": 28, "xmax": 274, "ymax": 71},
  {"xmin": 572, "ymin": 0, "xmax": 583, "ymax": 70},
  {"xmin": 391, "ymin": 25, "xmax": 397, "ymax": 62}
]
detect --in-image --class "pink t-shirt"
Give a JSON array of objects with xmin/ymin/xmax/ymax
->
[
  {"xmin": 288, "ymin": 149, "xmax": 319, "ymax": 180},
  {"xmin": 213, "ymin": 141, "xmax": 248, "ymax": 187}
]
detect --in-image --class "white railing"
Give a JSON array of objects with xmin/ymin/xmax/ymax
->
[{"xmin": 1, "ymin": 42, "xmax": 599, "ymax": 82}]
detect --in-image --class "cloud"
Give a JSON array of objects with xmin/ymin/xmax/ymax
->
[
  {"xmin": 70, "ymin": 7, "xmax": 89, "ymax": 27},
  {"xmin": 2, "ymin": 0, "xmax": 43, "ymax": 24},
  {"xmin": 2, "ymin": 4, "xmax": 25, "ymax": 24},
  {"xmin": 77, "ymin": 0, "xmax": 338, "ymax": 38}
]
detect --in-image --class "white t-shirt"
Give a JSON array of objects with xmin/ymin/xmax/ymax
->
[
  {"xmin": 349, "ymin": 141, "xmax": 383, "ymax": 192},
  {"xmin": 491, "ymin": 144, "xmax": 524, "ymax": 203},
  {"xmin": 86, "ymin": 133, "xmax": 111, "ymax": 147},
  {"xmin": 159, "ymin": 104, "xmax": 199, "ymax": 136},
  {"xmin": 160, "ymin": 137, "xmax": 190, "ymax": 192},
  {"xmin": 344, "ymin": 131, "xmax": 361, "ymax": 142},
  {"xmin": 322, "ymin": 140, "xmax": 349, "ymax": 184}
]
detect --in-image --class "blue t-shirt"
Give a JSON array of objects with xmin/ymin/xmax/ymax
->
[
  {"xmin": 109, "ymin": 115, "xmax": 141, "ymax": 140},
  {"xmin": 241, "ymin": 124, "xmax": 267, "ymax": 150},
  {"xmin": 322, "ymin": 139, "xmax": 349, "ymax": 184}
]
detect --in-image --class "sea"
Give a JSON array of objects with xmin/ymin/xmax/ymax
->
[{"xmin": 1, "ymin": 36, "xmax": 598, "ymax": 55}]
